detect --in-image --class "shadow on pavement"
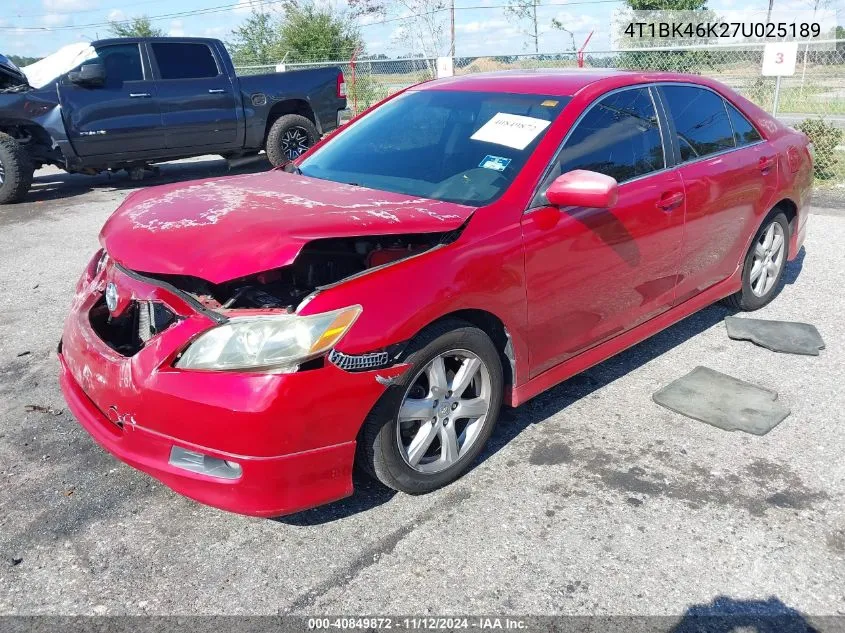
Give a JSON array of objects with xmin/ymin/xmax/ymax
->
[
  {"xmin": 274, "ymin": 473, "xmax": 397, "ymax": 526},
  {"xmin": 671, "ymin": 596, "xmax": 820, "ymax": 633}
]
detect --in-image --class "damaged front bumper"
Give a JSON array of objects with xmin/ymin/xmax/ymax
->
[{"xmin": 58, "ymin": 259, "xmax": 407, "ymax": 517}]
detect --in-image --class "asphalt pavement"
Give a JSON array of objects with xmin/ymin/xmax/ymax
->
[{"xmin": 0, "ymin": 158, "xmax": 843, "ymax": 622}]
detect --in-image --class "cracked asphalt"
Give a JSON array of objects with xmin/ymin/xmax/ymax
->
[{"xmin": 0, "ymin": 159, "xmax": 843, "ymax": 621}]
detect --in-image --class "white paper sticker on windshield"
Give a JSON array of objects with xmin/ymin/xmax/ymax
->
[{"xmin": 470, "ymin": 113, "xmax": 551, "ymax": 150}]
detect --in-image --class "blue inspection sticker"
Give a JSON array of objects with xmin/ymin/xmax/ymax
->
[{"xmin": 479, "ymin": 155, "xmax": 512, "ymax": 172}]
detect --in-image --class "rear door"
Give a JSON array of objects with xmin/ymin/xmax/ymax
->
[
  {"xmin": 59, "ymin": 42, "xmax": 165, "ymax": 156},
  {"xmin": 149, "ymin": 41, "xmax": 240, "ymax": 150},
  {"xmin": 657, "ymin": 84, "xmax": 779, "ymax": 304},
  {"xmin": 521, "ymin": 86, "xmax": 687, "ymax": 377}
]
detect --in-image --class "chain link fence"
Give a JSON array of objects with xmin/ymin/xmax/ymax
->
[{"xmin": 236, "ymin": 41, "xmax": 845, "ymax": 187}]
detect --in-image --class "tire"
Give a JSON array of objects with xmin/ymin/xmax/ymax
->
[
  {"xmin": 357, "ymin": 319, "xmax": 504, "ymax": 494},
  {"xmin": 0, "ymin": 133, "xmax": 34, "ymax": 204},
  {"xmin": 264, "ymin": 114, "xmax": 318, "ymax": 167},
  {"xmin": 723, "ymin": 211, "xmax": 789, "ymax": 311}
]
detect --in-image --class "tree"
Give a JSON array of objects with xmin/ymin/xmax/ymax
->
[
  {"xmin": 279, "ymin": 2, "xmax": 362, "ymax": 62},
  {"xmin": 505, "ymin": 0, "xmax": 540, "ymax": 54},
  {"xmin": 228, "ymin": 2, "xmax": 362, "ymax": 65},
  {"xmin": 228, "ymin": 11, "xmax": 284, "ymax": 65},
  {"xmin": 7, "ymin": 55, "xmax": 41, "ymax": 67},
  {"xmin": 108, "ymin": 15, "xmax": 164, "ymax": 38},
  {"xmin": 349, "ymin": 0, "xmax": 447, "ymax": 62}
]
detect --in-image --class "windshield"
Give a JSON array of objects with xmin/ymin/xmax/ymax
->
[{"xmin": 299, "ymin": 90, "xmax": 570, "ymax": 206}]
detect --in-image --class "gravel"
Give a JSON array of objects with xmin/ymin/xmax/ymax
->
[{"xmin": 0, "ymin": 160, "xmax": 843, "ymax": 619}]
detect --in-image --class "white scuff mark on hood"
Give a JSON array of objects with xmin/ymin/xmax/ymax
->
[
  {"xmin": 128, "ymin": 181, "xmax": 249, "ymax": 231},
  {"xmin": 413, "ymin": 208, "xmax": 465, "ymax": 222},
  {"xmin": 363, "ymin": 209, "xmax": 400, "ymax": 223},
  {"xmin": 122, "ymin": 172, "xmax": 470, "ymax": 230}
]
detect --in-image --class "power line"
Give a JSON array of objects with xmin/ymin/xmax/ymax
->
[
  {"xmin": 0, "ymin": 0, "xmax": 289, "ymax": 32},
  {"xmin": 1, "ymin": 0, "xmax": 620, "ymax": 32},
  {"xmin": 358, "ymin": 0, "xmax": 620, "ymax": 27},
  {"xmin": 9, "ymin": 0, "xmax": 197, "ymax": 20}
]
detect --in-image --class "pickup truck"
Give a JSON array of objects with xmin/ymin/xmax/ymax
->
[{"xmin": 0, "ymin": 37, "xmax": 346, "ymax": 204}]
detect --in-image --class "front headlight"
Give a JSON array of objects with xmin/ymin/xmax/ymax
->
[{"xmin": 175, "ymin": 305, "xmax": 362, "ymax": 372}]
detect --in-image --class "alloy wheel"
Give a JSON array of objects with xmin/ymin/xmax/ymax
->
[
  {"xmin": 750, "ymin": 221, "xmax": 786, "ymax": 297},
  {"xmin": 0, "ymin": 159, "xmax": 5, "ymax": 185},
  {"xmin": 396, "ymin": 350, "xmax": 492, "ymax": 474},
  {"xmin": 280, "ymin": 127, "xmax": 311, "ymax": 160}
]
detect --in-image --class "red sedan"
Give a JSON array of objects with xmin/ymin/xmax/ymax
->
[{"xmin": 58, "ymin": 70, "xmax": 812, "ymax": 517}]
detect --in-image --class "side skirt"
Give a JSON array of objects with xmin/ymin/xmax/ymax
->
[{"xmin": 508, "ymin": 272, "xmax": 742, "ymax": 407}]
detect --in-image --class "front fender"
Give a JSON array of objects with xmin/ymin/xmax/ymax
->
[{"xmin": 298, "ymin": 220, "xmax": 530, "ymax": 387}]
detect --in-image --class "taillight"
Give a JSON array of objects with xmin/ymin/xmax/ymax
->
[{"xmin": 337, "ymin": 72, "xmax": 346, "ymax": 99}]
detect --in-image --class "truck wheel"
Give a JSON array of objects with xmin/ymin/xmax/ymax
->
[
  {"xmin": 265, "ymin": 114, "xmax": 318, "ymax": 166},
  {"xmin": 0, "ymin": 133, "xmax": 34, "ymax": 204}
]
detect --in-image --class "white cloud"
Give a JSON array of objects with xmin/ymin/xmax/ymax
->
[
  {"xmin": 42, "ymin": 0, "xmax": 97, "ymax": 10},
  {"xmin": 203, "ymin": 26, "xmax": 228, "ymax": 38},
  {"xmin": 42, "ymin": 13, "xmax": 71, "ymax": 26},
  {"xmin": 106, "ymin": 8, "xmax": 125, "ymax": 21},
  {"xmin": 168, "ymin": 19, "xmax": 185, "ymax": 36},
  {"xmin": 457, "ymin": 19, "xmax": 513, "ymax": 34}
]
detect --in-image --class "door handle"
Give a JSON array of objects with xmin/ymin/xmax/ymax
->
[
  {"xmin": 129, "ymin": 92, "xmax": 151, "ymax": 98},
  {"xmin": 208, "ymin": 89, "xmax": 226, "ymax": 94},
  {"xmin": 759, "ymin": 155, "xmax": 776, "ymax": 172},
  {"xmin": 657, "ymin": 191, "xmax": 684, "ymax": 211}
]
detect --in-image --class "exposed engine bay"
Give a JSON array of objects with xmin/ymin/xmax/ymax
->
[{"xmin": 141, "ymin": 232, "xmax": 456, "ymax": 313}]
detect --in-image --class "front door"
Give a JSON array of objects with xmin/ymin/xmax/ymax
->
[
  {"xmin": 59, "ymin": 42, "xmax": 165, "ymax": 157},
  {"xmin": 148, "ymin": 41, "xmax": 240, "ymax": 150},
  {"xmin": 522, "ymin": 86, "xmax": 686, "ymax": 377}
]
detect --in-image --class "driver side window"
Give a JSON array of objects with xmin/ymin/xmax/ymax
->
[
  {"xmin": 532, "ymin": 87, "xmax": 664, "ymax": 207},
  {"xmin": 93, "ymin": 44, "xmax": 144, "ymax": 85}
]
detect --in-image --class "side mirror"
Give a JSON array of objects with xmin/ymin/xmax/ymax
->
[
  {"xmin": 69, "ymin": 63, "xmax": 105, "ymax": 87},
  {"xmin": 546, "ymin": 169, "xmax": 618, "ymax": 209}
]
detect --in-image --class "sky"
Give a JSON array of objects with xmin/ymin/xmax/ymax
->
[{"xmin": 0, "ymin": 0, "xmax": 841, "ymax": 62}]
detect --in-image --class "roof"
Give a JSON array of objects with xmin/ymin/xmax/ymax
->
[
  {"xmin": 91, "ymin": 36, "xmax": 222, "ymax": 48},
  {"xmin": 416, "ymin": 68, "xmax": 706, "ymax": 97}
]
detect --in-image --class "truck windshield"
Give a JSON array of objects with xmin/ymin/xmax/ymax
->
[{"xmin": 298, "ymin": 90, "xmax": 569, "ymax": 207}]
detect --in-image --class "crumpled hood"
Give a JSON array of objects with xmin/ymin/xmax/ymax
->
[{"xmin": 100, "ymin": 171, "xmax": 474, "ymax": 283}]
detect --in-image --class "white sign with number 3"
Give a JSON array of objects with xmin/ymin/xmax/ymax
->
[{"xmin": 762, "ymin": 42, "xmax": 798, "ymax": 76}]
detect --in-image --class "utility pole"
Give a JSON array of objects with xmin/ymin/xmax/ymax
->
[
  {"xmin": 766, "ymin": 0, "xmax": 773, "ymax": 24},
  {"xmin": 533, "ymin": 0, "xmax": 538, "ymax": 54},
  {"xmin": 450, "ymin": 0, "xmax": 456, "ymax": 56}
]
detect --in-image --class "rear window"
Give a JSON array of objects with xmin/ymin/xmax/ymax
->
[
  {"xmin": 152, "ymin": 43, "xmax": 219, "ymax": 80},
  {"xmin": 725, "ymin": 101, "xmax": 762, "ymax": 146},
  {"xmin": 660, "ymin": 85, "xmax": 735, "ymax": 161},
  {"xmin": 299, "ymin": 90, "xmax": 569, "ymax": 206}
]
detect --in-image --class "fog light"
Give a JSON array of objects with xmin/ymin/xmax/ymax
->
[{"xmin": 169, "ymin": 446, "xmax": 242, "ymax": 480}]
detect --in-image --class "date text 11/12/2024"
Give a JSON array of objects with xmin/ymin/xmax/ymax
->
[{"xmin": 307, "ymin": 617, "xmax": 528, "ymax": 630}]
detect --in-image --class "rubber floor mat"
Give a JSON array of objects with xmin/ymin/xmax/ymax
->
[
  {"xmin": 725, "ymin": 316, "xmax": 825, "ymax": 356},
  {"xmin": 652, "ymin": 366, "xmax": 790, "ymax": 435}
]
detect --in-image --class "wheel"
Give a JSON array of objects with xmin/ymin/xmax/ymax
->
[
  {"xmin": 265, "ymin": 114, "xmax": 318, "ymax": 166},
  {"xmin": 723, "ymin": 211, "xmax": 789, "ymax": 311},
  {"xmin": 358, "ymin": 320, "xmax": 503, "ymax": 494},
  {"xmin": 0, "ymin": 133, "xmax": 34, "ymax": 204}
]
